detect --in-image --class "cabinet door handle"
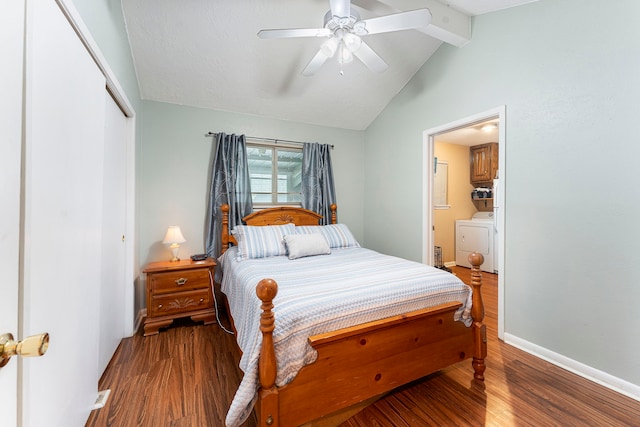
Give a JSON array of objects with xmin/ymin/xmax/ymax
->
[{"xmin": 175, "ymin": 278, "xmax": 188, "ymax": 286}]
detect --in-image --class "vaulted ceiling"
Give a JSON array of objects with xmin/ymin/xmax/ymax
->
[{"xmin": 122, "ymin": 0, "xmax": 535, "ymax": 130}]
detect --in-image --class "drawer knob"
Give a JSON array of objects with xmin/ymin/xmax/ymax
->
[
  {"xmin": 199, "ymin": 298, "xmax": 204, "ymax": 303},
  {"xmin": 158, "ymin": 304, "xmax": 163, "ymax": 309},
  {"xmin": 175, "ymin": 277, "xmax": 188, "ymax": 286}
]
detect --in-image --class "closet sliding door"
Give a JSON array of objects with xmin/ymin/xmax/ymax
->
[
  {"xmin": 22, "ymin": 1, "xmax": 106, "ymax": 425},
  {"xmin": 99, "ymin": 93, "xmax": 128, "ymax": 375}
]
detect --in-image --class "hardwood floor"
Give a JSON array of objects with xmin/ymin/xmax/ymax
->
[{"xmin": 86, "ymin": 267, "xmax": 640, "ymax": 426}]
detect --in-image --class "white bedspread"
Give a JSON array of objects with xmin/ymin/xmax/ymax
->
[{"xmin": 219, "ymin": 246, "xmax": 472, "ymax": 427}]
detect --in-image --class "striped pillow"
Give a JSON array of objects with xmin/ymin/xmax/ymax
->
[
  {"xmin": 234, "ymin": 224, "xmax": 295, "ymax": 260},
  {"xmin": 295, "ymin": 224, "xmax": 360, "ymax": 249}
]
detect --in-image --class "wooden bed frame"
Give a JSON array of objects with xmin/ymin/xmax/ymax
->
[{"xmin": 220, "ymin": 204, "xmax": 486, "ymax": 427}]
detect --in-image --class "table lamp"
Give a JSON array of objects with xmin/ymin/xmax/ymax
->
[{"xmin": 162, "ymin": 226, "xmax": 186, "ymax": 261}]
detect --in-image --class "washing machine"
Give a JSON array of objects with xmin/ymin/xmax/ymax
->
[{"xmin": 455, "ymin": 212, "xmax": 496, "ymax": 273}]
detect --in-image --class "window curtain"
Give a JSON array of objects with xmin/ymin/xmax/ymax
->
[
  {"xmin": 301, "ymin": 142, "xmax": 336, "ymax": 225},
  {"xmin": 205, "ymin": 133, "xmax": 253, "ymax": 258}
]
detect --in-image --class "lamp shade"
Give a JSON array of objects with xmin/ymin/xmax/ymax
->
[{"xmin": 162, "ymin": 226, "xmax": 186, "ymax": 245}]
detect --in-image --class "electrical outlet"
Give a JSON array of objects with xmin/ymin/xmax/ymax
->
[{"xmin": 92, "ymin": 389, "xmax": 111, "ymax": 410}]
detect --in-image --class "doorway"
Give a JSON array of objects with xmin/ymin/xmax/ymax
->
[{"xmin": 422, "ymin": 106, "xmax": 505, "ymax": 339}]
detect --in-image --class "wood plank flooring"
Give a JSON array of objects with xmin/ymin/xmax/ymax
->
[{"xmin": 86, "ymin": 267, "xmax": 640, "ymax": 426}]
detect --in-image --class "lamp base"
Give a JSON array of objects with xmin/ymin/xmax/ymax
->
[{"xmin": 169, "ymin": 244, "xmax": 181, "ymax": 262}]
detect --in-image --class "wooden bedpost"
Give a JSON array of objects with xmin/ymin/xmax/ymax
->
[
  {"xmin": 329, "ymin": 204, "xmax": 337, "ymax": 224},
  {"xmin": 468, "ymin": 252, "xmax": 487, "ymax": 381},
  {"xmin": 256, "ymin": 278, "xmax": 279, "ymax": 427},
  {"xmin": 221, "ymin": 204, "xmax": 230, "ymax": 255}
]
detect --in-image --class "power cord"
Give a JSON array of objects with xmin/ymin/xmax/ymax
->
[{"xmin": 209, "ymin": 269, "xmax": 235, "ymax": 335}]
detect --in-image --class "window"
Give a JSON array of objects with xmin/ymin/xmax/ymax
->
[{"xmin": 246, "ymin": 143, "xmax": 302, "ymax": 205}]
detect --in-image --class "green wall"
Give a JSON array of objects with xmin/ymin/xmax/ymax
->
[
  {"xmin": 364, "ymin": 0, "xmax": 640, "ymax": 389},
  {"xmin": 71, "ymin": 0, "xmax": 141, "ymax": 113},
  {"xmin": 138, "ymin": 101, "xmax": 365, "ymax": 266}
]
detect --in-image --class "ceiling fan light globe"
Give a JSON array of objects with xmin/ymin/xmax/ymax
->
[
  {"xmin": 339, "ymin": 44, "xmax": 354, "ymax": 64},
  {"xmin": 343, "ymin": 33, "xmax": 362, "ymax": 52},
  {"xmin": 321, "ymin": 37, "xmax": 339, "ymax": 57}
]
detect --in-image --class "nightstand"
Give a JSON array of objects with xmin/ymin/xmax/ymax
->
[{"xmin": 143, "ymin": 258, "xmax": 216, "ymax": 336}]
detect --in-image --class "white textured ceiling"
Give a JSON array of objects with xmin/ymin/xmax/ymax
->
[{"xmin": 122, "ymin": 0, "xmax": 535, "ymax": 130}]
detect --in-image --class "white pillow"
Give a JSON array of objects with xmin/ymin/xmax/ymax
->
[
  {"xmin": 295, "ymin": 224, "xmax": 360, "ymax": 249},
  {"xmin": 234, "ymin": 224, "xmax": 295, "ymax": 260},
  {"xmin": 283, "ymin": 233, "xmax": 331, "ymax": 260}
]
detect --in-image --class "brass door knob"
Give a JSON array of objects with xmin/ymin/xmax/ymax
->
[{"xmin": 0, "ymin": 332, "xmax": 49, "ymax": 368}]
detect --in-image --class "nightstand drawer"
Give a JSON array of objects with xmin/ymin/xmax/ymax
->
[
  {"xmin": 149, "ymin": 288, "xmax": 212, "ymax": 318},
  {"xmin": 149, "ymin": 268, "xmax": 210, "ymax": 294}
]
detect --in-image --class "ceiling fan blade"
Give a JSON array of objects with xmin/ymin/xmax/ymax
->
[
  {"xmin": 302, "ymin": 49, "xmax": 330, "ymax": 76},
  {"xmin": 353, "ymin": 41, "xmax": 387, "ymax": 73},
  {"xmin": 358, "ymin": 8, "xmax": 431, "ymax": 35},
  {"xmin": 330, "ymin": 0, "xmax": 351, "ymax": 18},
  {"xmin": 258, "ymin": 28, "xmax": 331, "ymax": 39},
  {"xmin": 352, "ymin": 0, "xmax": 396, "ymax": 16}
]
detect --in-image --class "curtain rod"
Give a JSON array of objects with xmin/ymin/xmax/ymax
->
[{"xmin": 205, "ymin": 132, "xmax": 333, "ymax": 149}]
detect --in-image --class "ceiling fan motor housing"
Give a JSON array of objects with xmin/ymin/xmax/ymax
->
[
  {"xmin": 321, "ymin": 9, "xmax": 365, "ymax": 62},
  {"xmin": 323, "ymin": 9, "xmax": 367, "ymax": 35}
]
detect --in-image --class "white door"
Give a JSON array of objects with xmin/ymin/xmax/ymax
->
[
  {"xmin": 23, "ymin": 1, "xmax": 106, "ymax": 425},
  {"xmin": 0, "ymin": 1, "xmax": 26, "ymax": 425},
  {"xmin": 2, "ymin": 1, "xmax": 108, "ymax": 425}
]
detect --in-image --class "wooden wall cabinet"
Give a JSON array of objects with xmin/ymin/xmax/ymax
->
[
  {"xmin": 470, "ymin": 142, "xmax": 499, "ymax": 186},
  {"xmin": 143, "ymin": 258, "xmax": 216, "ymax": 336}
]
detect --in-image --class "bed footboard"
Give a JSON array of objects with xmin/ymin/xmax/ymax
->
[{"xmin": 254, "ymin": 253, "xmax": 487, "ymax": 427}]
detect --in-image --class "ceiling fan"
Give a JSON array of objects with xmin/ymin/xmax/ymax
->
[{"xmin": 257, "ymin": 0, "xmax": 432, "ymax": 76}]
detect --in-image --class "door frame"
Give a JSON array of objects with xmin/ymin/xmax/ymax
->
[{"xmin": 422, "ymin": 106, "xmax": 506, "ymax": 339}]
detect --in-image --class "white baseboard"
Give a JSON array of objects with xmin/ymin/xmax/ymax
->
[
  {"xmin": 444, "ymin": 261, "xmax": 456, "ymax": 268},
  {"xmin": 134, "ymin": 309, "xmax": 146, "ymax": 334},
  {"xmin": 504, "ymin": 333, "xmax": 640, "ymax": 402}
]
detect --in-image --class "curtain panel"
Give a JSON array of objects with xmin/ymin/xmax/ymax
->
[
  {"xmin": 205, "ymin": 133, "xmax": 253, "ymax": 259},
  {"xmin": 301, "ymin": 142, "xmax": 336, "ymax": 225}
]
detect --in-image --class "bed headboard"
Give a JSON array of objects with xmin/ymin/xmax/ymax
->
[{"xmin": 220, "ymin": 204, "xmax": 337, "ymax": 255}]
